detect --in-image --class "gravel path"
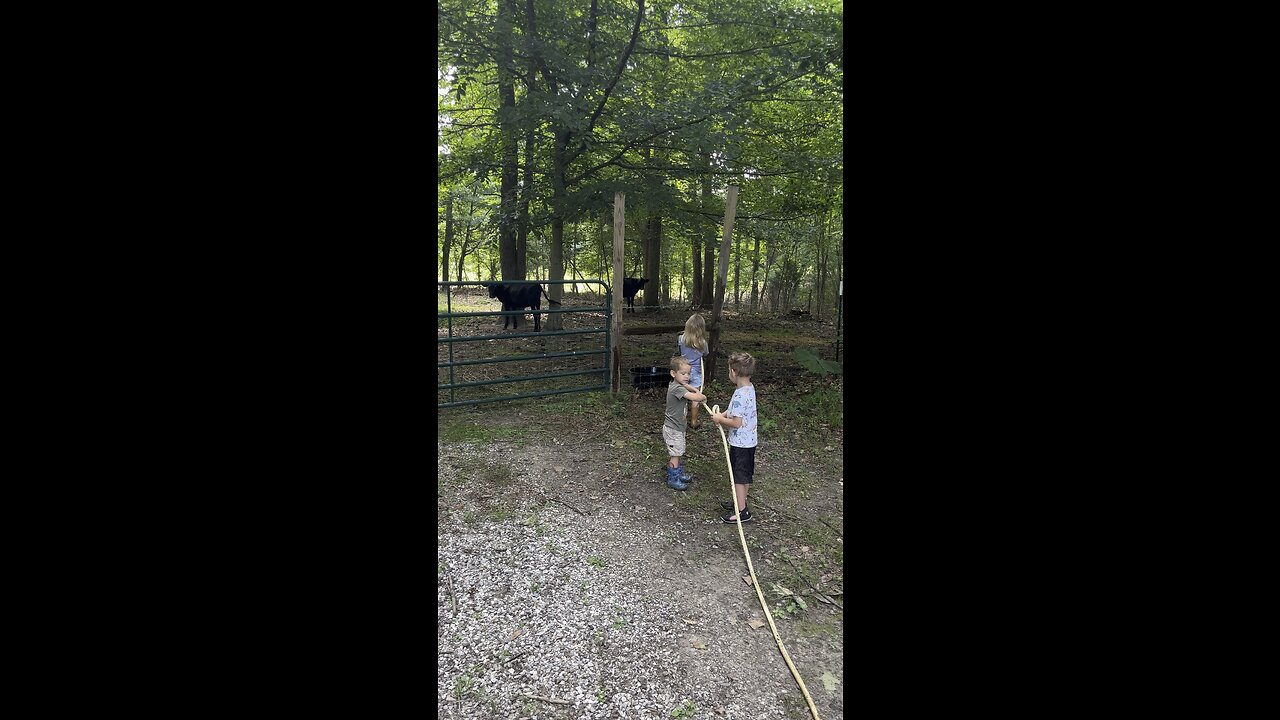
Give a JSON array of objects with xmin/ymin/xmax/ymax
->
[
  {"xmin": 435, "ymin": 504, "xmax": 803, "ymax": 717},
  {"xmin": 438, "ymin": 442, "xmax": 840, "ymax": 720}
]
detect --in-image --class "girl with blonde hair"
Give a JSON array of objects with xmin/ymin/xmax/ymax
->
[{"xmin": 677, "ymin": 313, "xmax": 709, "ymax": 428}]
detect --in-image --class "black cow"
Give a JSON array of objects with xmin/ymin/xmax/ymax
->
[
  {"xmin": 622, "ymin": 277, "xmax": 649, "ymax": 313},
  {"xmin": 487, "ymin": 283, "xmax": 561, "ymax": 332}
]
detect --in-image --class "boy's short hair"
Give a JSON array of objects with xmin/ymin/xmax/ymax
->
[
  {"xmin": 670, "ymin": 355, "xmax": 691, "ymax": 372},
  {"xmin": 728, "ymin": 352, "xmax": 756, "ymax": 377}
]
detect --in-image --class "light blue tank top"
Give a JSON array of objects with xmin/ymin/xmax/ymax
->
[{"xmin": 678, "ymin": 333, "xmax": 706, "ymax": 387}]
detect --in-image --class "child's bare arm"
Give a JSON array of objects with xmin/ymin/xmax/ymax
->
[
  {"xmin": 685, "ymin": 391, "xmax": 706, "ymax": 402},
  {"xmin": 710, "ymin": 410, "xmax": 743, "ymax": 428}
]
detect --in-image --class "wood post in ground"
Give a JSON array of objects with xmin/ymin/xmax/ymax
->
[
  {"xmin": 611, "ymin": 192, "xmax": 626, "ymax": 394},
  {"xmin": 706, "ymin": 185, "xmax": 739, "ymax": 384}
]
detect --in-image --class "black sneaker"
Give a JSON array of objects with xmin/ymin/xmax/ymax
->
[
  {"xmin": 721, "ymin": 509, "xmax": 753, "ymax": 523},
  {"xmin": 720, "ymin": 501, "xmax": 742, "ymax": 511}
]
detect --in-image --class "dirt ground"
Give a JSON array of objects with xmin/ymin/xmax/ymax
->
[{"xmin": 438, "ymin": 296, "xmax": 845, "ymax": 719}]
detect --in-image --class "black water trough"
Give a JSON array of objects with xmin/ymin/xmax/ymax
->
[{"xmin": 630, "ymin": 366, "xmax": 668, "ymax": 390}]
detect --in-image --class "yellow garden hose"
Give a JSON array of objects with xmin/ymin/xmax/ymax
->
[{"xmin": 700, "ymin": 396, "xmax": 822, "ymax": 720}]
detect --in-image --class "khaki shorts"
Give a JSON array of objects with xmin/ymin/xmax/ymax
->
[{"xmin": 662, "ymin": 426, "xmax": 686, "ymax": 457}]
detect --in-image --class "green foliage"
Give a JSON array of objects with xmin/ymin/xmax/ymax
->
[
  {"xmin": 793, "ymin": 347, "xmax": 842, "ymax": 376},
  {"xmin": 802, "ymin": 388, "xmax": 842, "ymax": 429},
  {"xmin": 439, "ymin": 0, "xmax": 843, "ymax": 307},
  {"xmin": 671, "ymin": 700, "xmax": 698, "ymax": 719}
]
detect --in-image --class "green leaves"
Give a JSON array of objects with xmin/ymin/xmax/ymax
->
[{"xmin": 793, "ymin": 347, "xmax": 842, "ymax": 376}]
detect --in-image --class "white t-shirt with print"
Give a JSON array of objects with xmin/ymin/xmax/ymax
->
[{"xmin": 725, "ymin": 384, "xmax": 757, "ymax": 448}]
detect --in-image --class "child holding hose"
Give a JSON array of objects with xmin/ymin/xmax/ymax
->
[
  {"xmin": 662, "ymin": 356, "xmax": 706, "ymax": 490},
  {"xmin": 710, "ymin": 352, "xmax": 757, "ymax": 523}
]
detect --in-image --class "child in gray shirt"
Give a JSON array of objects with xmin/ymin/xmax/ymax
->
[{"xmin": 662, "ymin": 356, "xmax": 706, "ymax": 490}]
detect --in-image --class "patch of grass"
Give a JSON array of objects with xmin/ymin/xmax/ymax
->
[
  {"xmin": 543, "ymin": 390, "xmax": 614, "ymax": 415},
  {"xmin": 587, "ymin": 555, "xmax": 605, "ymax": 568},
  {"xmin": 795, "ymin": 617, "xmax": 839, "ymax": 638},
  {"xmin": 671, "ymin": 700, "xmax": 698, "ymax": 719},
  {"xmin": 453, "ymin": 674, "xmax": 477, "ymax": 698},
  {"xmin": 781, "ymin": 694, "xmax": 810, "ymax": 719},
  {"xmin": 438, "ymin": 422, "xmax": 527, "ymax": 444},
  {"xmin": 767, "ymin": 381, "xmax": 843, "ymax": 435},
  {"xmin": 803, "ymin": 387, "xmax": 843, "ymax": 428}
]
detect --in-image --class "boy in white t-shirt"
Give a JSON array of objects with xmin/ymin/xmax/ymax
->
[{"xmin": 710, "ymin": 352, "xmax": 758, "ymax": 523}]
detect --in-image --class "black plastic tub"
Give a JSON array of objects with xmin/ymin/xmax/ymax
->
[{"xmin": 630, "ymin": 366, "xmax": 668, "ymax": 390}]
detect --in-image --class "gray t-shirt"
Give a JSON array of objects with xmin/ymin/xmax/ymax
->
[{"xmin": 664, "ymin": 380, "xmax": 690, "ymax": 433}]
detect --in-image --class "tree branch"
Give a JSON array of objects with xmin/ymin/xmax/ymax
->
[
  {"xmin": 586, "ymin": 0, "xmax": 598, "ymax": 72},
  {"xmin": 573, "ymin": 0, "xmax": 645, "ymax": 161},
  {"xmin": 565, "ymin": 66, "xmax": 817, "ymax": 185},
  {"xmin": 631, "ymin": 39, "xmax": 803, "ymax": 60},
  {"xmin": 523, "ymin": 0, "xmax": 558, "ymax": 94},
  {"xmin": 611, "ymin": 161, "xmax": 813, "ymax": 178}
]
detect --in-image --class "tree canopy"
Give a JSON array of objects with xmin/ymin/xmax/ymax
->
[{"xmin": 440, "ymin": 0, "xmax": 843, "ymax": 319}]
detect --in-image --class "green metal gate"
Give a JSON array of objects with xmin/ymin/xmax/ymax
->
[{"xmin": 438, "ymin": 280, "xmax": 612, "ymax": 409}]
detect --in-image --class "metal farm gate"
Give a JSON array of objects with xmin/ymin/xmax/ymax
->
[{"xmin": 437, "ymin": 280, "xmax": 612, "ymax": 409}]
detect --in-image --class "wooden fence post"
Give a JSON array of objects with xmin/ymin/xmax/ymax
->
[{"xmin": 706, "ymin": 185, "xmax": 739, "ymax": 385}]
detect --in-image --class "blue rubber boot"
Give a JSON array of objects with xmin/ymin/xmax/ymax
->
[
  {"xmin": 666, "ymin": 465, "xmax": 689, "ymax": 490},
  {"xmin": 679, "ymin": 464, "xmax": 693, "ymax": 483}
]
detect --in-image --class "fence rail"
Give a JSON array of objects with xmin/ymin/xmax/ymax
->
[{"xmin": 438, "ymin": 280, "xmax": 611, "ymax": 408}]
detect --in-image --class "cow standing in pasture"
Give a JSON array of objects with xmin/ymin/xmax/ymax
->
[
  {"xmin": 622, "ymin": 277, "xmax": 649, "ymax": 313},
  {"xmin": 486, "ymin": 283, "xmax": 560, "ymax": 332}
]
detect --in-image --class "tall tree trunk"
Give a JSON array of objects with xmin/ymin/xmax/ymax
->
[
  {"xmin": 816, "ymin": 232, "xmax": 824, "ymax": 320},
  {"xmin": 597, "ymin": 211, "xmax": 608, "ymax": 299},
  {"xmin": 690, "ymin": 227, "xmax": 702, "ymax": 308},
  {"xmin": 733, "ymin": 229, "xmax": 741, "ymax": 308},
  {"xmin": 700, "ymin": 171, "xmax": 714, "ymax": 308},
  {"xmin": 679, "ymin": 247, "xmax": 687, "ymax": 304},
  {"xmin": 442, "ymin": 194, "xmax": 453, "ymax": 282},
  {"xmin": 516, "ymin": 127, "xmax": 534, "ymax": 280},
  {"xmin": 816, "ymin": 204, "xmax": 829, "ymax": 320},
  {"xmin": 545, "ymin": 129, "xmax": 569, "ymax": 330},
  {"xmin": 569, "ymin": 225, "xmax": 582, "ymax": 294},
  {"xmin": 761, "ymin": 240, "xmax": 777, "ymax": 312},
  {"xmin": 496, "ymin": 0, "xmax": 519, "ymax": 280},
  {"xmin": 750, "ymin": 233, "xmax": 761, "ymax": 310},
  {"xmin": 643, "ymin": 212, "xmax": 661, "ymax": 310},
  {"xmin": 456, "ymin": 199, "xmax": 475, "ymax": 282}
]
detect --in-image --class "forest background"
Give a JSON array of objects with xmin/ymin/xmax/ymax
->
[{"xmin": 439, "ymin": 0, "xmax": 843, "ymax": 326}]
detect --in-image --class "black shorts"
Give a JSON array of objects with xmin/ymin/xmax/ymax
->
[{"xmin": 729, "ymin": 445, "xmax": 756, "ymax": 485}]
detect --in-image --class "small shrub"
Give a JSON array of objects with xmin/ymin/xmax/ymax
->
[
  {"xmin": 793, "ymin": 347, "xmax": 842, "ymax": 376},
  {"xmin": 672, "ymin": 700, "xmax": 697, "ymax": 719}
]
